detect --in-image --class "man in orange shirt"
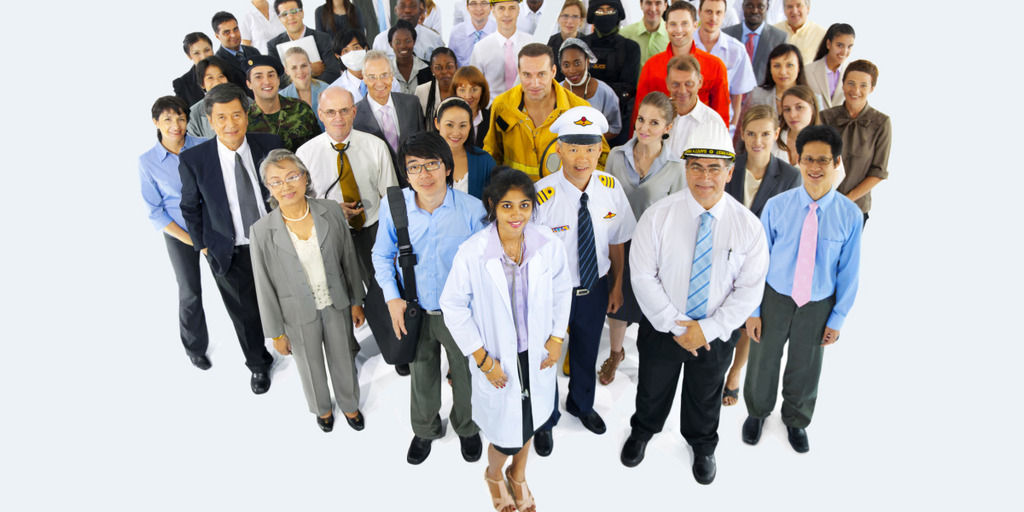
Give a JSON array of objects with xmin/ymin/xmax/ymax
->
[{"xmin": 632, "ymin": 1, "xmax": 729, "ymax": 133}]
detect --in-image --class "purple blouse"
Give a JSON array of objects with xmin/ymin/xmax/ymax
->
[{"xmin": 499, "ymin": 240, "xmax": 530, "ymax": 354}]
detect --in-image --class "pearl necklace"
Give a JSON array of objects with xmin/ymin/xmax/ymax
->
[{"xmin": 281, "ymin": 202, "xmax": 310, "ymax": 222}]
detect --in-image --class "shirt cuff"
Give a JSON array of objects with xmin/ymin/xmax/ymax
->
[
  {"xmin": 381, "ymin": 281, "xmax": 401, "ymax": 303},
  {"xmin": 150, "ymin": 212, "xmax": 175, "ymax": 231},
  {"xmin": 826, "ymin": 310, "xmax": 846, "ymax": 331},
  {"xmin": 696, "ymin": 318, "xmax": 723, "ymax": 344},
  {"xmin": 751, "ymin": 306, "xmax": 761, "ymax": 318}
]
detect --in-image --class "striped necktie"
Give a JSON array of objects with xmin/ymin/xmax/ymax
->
[
  {"xmin": 577, "ymin": 192, "xmax": 598, "ymax": 291},
  {"xmin": 686, "ymin": 212, "xmax": 713, "ymax": 319}
]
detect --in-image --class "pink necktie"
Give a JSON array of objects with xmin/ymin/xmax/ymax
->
[
  {"xmin": 504, "ymin": 39, "xmax": 516, "ymax": 91},
  {"xmin": 745, "ymin": 33, "xmax": 756, "ymax": 60},
  {"xmin": 380, "ymin": 104, "xmax": 399, "ymax": 152},
  {"xmin": 791, "ymin": 202, "xmax": 818, "ymax": 307}
]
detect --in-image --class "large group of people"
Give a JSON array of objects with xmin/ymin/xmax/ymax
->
[{"xmin": 140, "ymin": 0, "xmax": 891, "ymax": 508}]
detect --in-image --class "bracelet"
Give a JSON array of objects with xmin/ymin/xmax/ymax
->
[
  {"xmin": 483, "ymin": 358, "xmax": 496, "ymax": 374},
  {"xmin": 477, "ymin": 352, "xmax": 490, "ymax": 369},
  {"xmin": 273, "ymin": 334, "xmax": 286, "ymax": 341},
  {"xmin": 548, "ymin": 336, "xmax": 564, "ymax": 344}
]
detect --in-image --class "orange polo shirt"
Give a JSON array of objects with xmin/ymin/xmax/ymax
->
[{"xmin": 631, "ymin": 41, "xmax": 730, "ymax": 134}]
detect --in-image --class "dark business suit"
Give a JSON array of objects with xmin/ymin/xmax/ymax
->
[
  {"xmin": 352, "ymin": 0, "xmax": 397, "ymax": 44},
  {"xmin": 723, "ymin": 23, "xmax": 788, "ymax": 85},
  {"xmin": 172, "ymin": 66, "xmax": 205, "ymax": 106},
  {"xmin": 725, "ymin": 154, "xmax": 802, "ymax": 218},
  {"xmin": 216, "ymin": 45, "xmax": 262, "ymax": 98},
  {"xmin": 178, "ymin": 132, "xmax": 284, "ymax": 372},
  {"xmin": 267, "ymin": 27, "xmax": 342, "ymax": 84},
  {"xmin": 353, "ymin": 92, "xmax": 425, "ymax": 183}
]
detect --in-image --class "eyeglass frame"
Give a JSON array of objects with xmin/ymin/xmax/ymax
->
[
  {"xmin": 405, "ymin": 160, "xmax": 444, "ymax": 175},
  {"xmin": 266, "ymin": 171, "xmax": 305, "ymax": 189}
]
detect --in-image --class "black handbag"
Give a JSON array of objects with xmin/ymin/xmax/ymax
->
[{"xmin": 375, "ymin": 186, "xmax": 423, "ymax": 365}]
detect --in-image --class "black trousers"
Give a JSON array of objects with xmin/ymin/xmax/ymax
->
[
  {"xmin": 630, "ymin": 316, "xmax": 736, "ymax": 456},
  {"xmin": 209, "ymin": 245, "xmax": 273, "ymax": 373},
  {"xmin": 350, "ymin": 222, "xmax": 395, "ymax": 361},
  {"xmin": 164, "ymin": 234, "xmax": 208, "ymax": 357}
]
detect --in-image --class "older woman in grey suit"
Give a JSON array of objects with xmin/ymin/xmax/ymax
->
[{"xmin": 250, "ymin": 149, "xmax": 367, "ymax": 432}]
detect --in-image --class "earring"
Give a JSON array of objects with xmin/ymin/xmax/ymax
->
[{"xmin": 662, "ymin": 133, "xmax": 670, "ymax": 140}]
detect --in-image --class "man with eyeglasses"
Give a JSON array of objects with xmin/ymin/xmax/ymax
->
[
  {"xmin": 622, "ymin": 120, "xmax": 768, "ymax": 485},
  {"xmin": 353, "ymin": 50, "xmax": 425, "ymax": 177},
  {"xmin": 622, "ymin": 0, "xmax": 670, "ymax": 66},
  {"xmin": 470, "ymin": 0, "xmax": 532, "ymax": 99},
  {"xmin": 371, "ymin": 0, "xmax": 445, "ymax": 62},
  {"xmin": 297, "ymin": 87, "xmax": 401, "ymax": 376},
  {"xmin": 267, "ymin": 0, "xmax": 342, "ymax": 83},
  {"xmin": 740, "ymin": 124, "xmax": 861, "ymax": 455},
  {"xmin": 372, "ymin": 131, "xmax": 486, "ymax": 465},
  {"xmin": 245, "ymin": 55, "xmax": 320, "ymax": 152},
  {"xmin": 448, "ymin": 0, "xmax": 496, "ymax": 69}
]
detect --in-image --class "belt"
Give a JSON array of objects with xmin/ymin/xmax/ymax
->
[
  {"xmin": 574, "ymin": 287, "xmax": 590, "ymax": 296},
  {"xmin": 426, "ymin": 309, "xmax": 443, "ymax": 316}
]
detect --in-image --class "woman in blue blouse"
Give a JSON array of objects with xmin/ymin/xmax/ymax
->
[
  {"xmin": 138, "ymin": 96, "xmax": 210, "ymax": 370},
  {"xmin": 433, "ymin": 97, "xmax": 496, "ymax": 199}
]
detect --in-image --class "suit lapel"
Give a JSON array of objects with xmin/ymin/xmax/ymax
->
[
  {"xmin": 202, "ymin": 139, "xmax": 235, "ymax": 225},
  {"xmin": 270, "ymin": 210, "xmax": 299, "ymax": 262},
  {"xmin": 310, "ymin": 200, "xmax": 332, "ymax": 250},
  {"xmin": 246, "ymin": 135, "xmax": 274, "ymax": 209},
  {"xmin": 751, "ymin": 157, "xmax": 782, "ymax": 215}
]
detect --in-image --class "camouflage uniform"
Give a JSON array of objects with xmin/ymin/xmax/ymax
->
[{"xmin": 247, "ymin": 95, "xmax": 320, "ymax": 152}]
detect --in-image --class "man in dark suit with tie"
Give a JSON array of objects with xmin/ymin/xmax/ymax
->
[
  {"xmin": 352, "ymin": 50, "xmax": 424, "ymax": 182},
  {"xmin": 212, "ymin": 11, "xmax": 262, "ymax": 97},
  {"xmin": 179, "ymin": 83, "xmax": 284, "ymax": 394},
  {"xmin": 723, "ymin": 0, "xmax": 788, "ymax": 85}
]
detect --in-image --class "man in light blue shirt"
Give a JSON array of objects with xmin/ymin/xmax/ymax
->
[
  {"xmin": 372, "ymin": 131, "xmax": 486, "ymax": 466},
  {"xmin": 741, "ymin": 124, "xmax": 862, "ymax": 454},
  {"xmin": 448, "ymin": 0, "xmax": 496, "ymax": 68}
]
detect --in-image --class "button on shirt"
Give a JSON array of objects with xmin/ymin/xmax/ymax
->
[
  {"xmin": 139, "ymin": 135, "xmax": 207, "ymax": 231},
  {"xmin": 372, "ymin": 187, "xmax": 487, "ymax": 311},
  {"xmin": 620, "ymin": 20, "xmax": 670, "ymax": 65},
  {"xmin": 694, "ymin": 32, "xmax": 757, "ymax": 98},
  {"xmin": 630, "ymin": 189, "xmax": 769, "ymax": 342},
  {"xmin": 534, "ymin": 170, "xmax": 636, "ymax": 287},
  {"xmin": 448, "ymin": 18, "xmax": 497, "ymax": 69},
  {"xmin": 470, "ymin": 30, "xmax": 533, "ymax": 101},
  {"xmin": 755, "ymin": 187, "xmax": 862, "ymax": 330},
  {"xmin": 216, "ymin": 138, "xmax": 268, "ymax": 245},
  {"xmin": 295, "ymin": 130, "xmax": 399, "ymax": 227}
]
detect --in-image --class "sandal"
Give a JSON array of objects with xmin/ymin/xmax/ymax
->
[
  {"xmin": 722, "ymin": 386, "xmax": 739, "ymax": 406},
  {"xmin": 505, "ymin": 466, "xmax": 536, "ymax": 512},
  {"xmin": 485, "ymin": 468, "xmax": 515, "ymax": 512},
  {"xmin": 598, "ymin": 349, "xmax": 625, "ymax": 385}
]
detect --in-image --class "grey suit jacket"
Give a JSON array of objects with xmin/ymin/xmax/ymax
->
[
  {"xmin": 725, "ymin": 153, "xmax": 802, "ymax": 218},
  {"xmin": 723, "ymin": 23, "xmax": 788, "ymax": 86},
  {"xmin": 353, "ymin": 92, "xmax": 425, "ymax": 175},
  {"xmin": 805, "ymin": 58, "xmax": 845, "ymax": 109},
  {"xmin": 249, "ymin": 199, "xmax": 365, "ymax": 337}
]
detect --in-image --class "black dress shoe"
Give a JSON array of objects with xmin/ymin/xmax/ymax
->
[
  {"xmin": 345, "ymin": 411, "xmax": 365, "ymax": 431},
  {"xmin": 189, "ymin": 355, "xmax": 212, "ymax": 370},
  {"xmin": 787, "ymin": 426, "xmax": 809, "ymax": 453},
  {"xmin": 459, "ymin": 433, "xmax": 482, "ymax": 462},
  {"xmin": 395, "ymin": 363, "xmax": 411, "ymax": 376},
  {"xmin": 250, "ymin": 371, "xmax": 271, "ymax": 394},
  {"xmin": 692, "ymin": 454, "xmax": 717, "ymax": 485},
  {"xmin": 533, "ymin": 429, "xmax": 553, "ymax": 457},
  {"xmin": 742, "ymin": 416, "xmax": 765, "ymax": 445},
  {"xmin": 578, "ymin": 411, "xmax": 607, "ymax": 435},
  {"xmin": 620, "ymin": 433, "xmax": 648, "ymax": 468},
  {"xmin": 407, "ymin": 436, "xmax": 433, "ymax": 465},
  {"xmin": 317, "ymin": 413, "xmax": 334, "ymax": 432}
]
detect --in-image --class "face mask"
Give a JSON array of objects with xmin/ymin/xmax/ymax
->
[
  {"xmin": 341, "ymin": 50, "xmax": 366, "ymax": 71},
  {"xmin": 593, "ymin": 14, "xmax": 619, "ymax": 35},
  {"xmin": 565, "ymin": 68, "xmax": 589, "ymax": 87}
]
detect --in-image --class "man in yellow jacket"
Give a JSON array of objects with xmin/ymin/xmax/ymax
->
[{"xmin": 484, "ymin": 42, "xmax": 609, "ymax": 181}]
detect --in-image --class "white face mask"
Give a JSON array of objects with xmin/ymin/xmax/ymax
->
[
  {"xmin": 565, "ymin": 68, "xmax": 589, "ymax": 87},
  {"xmin": 341, "ymin": 50, "xmax": 366, "ymax": 72}
]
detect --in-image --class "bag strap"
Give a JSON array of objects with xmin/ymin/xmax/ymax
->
[{"xmin": 387, "ymin": 186, "xmax": 419, "ymax": 304}]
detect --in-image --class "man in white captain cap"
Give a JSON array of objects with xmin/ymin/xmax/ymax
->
[
  {"xmin": 621, "ymin": 120, "xmax": 769, "ymax": 484},
  {"xmin": 529, "ymin": 105, "xmax": 637, "ymax": 457}
]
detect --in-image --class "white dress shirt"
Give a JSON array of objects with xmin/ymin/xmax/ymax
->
[
  {"xmin": 665, "ymin": 100, "xmax": 728, "ymax": 159},
  {"xmin": 517, "ymin": 5, "xmax": 545, "ymax": 35},
  {"xmin": 239, "ymin": 2, "xmax": 286, "ymax": 54},
  {"xmin": 694, "ymin": 31, "xmax": 757, "ymax": 97},
  {"xmin": 470, "ymin": 30, "xmax": 532, "ymax": 100},
  {"xmin": 295, "ymin": 130, "xmax": 398, "ymax": 227},
  {"xmin": 367, "ymin": 94, "xmax": 402, "ymax": 141},
  {"xmin": 534, "ymin": 170, "xmax": 637, "ymax": 287},
  {"xmin": 630, "ymin": 189, "xmax": 769, "ymax": 341},
  {"xmin": 372, "ymin": 24, "xmax": 445, "ymax": 62},
  {"xmin": 215, "ymin": 137, "xmax": 267, "ymax": 245}
]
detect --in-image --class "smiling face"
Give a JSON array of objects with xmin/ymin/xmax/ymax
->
[
  {"xmin": 770, "ymin": 51, "xmax": 799, "ymax": 90},
  {"xmin": 277, "ymin": 1, "xmax": 305, "ymax": 33},
  {"xmin": 842, "ymin": 70, "xmax": 874, "ymax": 111},
  {"xmin": 557, "ymin": 4, "xmax": 583, "ymax": 36},
  {"xmin": 188, "ymin": 40, "xmax": 214, "ymax": 65},
  {"xmin": 434, "ymin": 106, "xmax": 472, "ymax": 150},
  {"xmin": 284, "ymin": 53, "xmax": 312, "ymax": 84},
  {"xmin": 154, "ymin": 109, "xmax": 188, "ymax": 144},
  {"xmin": 685, "ymin": 157, "xmax": 733, "ymax": 209},
  {"xmin": 431, "ymin": 53, "xmax": 457, "ymax": 90},
  {"xmin": 633, "ymin": 103, "xmax": 673, "ymax": 146},
  {"xmin": 363, "ymin": 57, "xmax": 394, "ymax": 104},
  {"xmin": 742, "ymin": 0, "xmax": 768, "ymax": 27},
  {"xmin": 699, "ymin": 0, "xmax": 727, "ymax": 34},
  {"xmin": 666, "ymin": 67, "xmax": 702, "ymax": 114},
  {"xmin": 666, "ymin": 8, "xmax": 697, "ymax": 49},
  {"xmin": 318, "ymin": 88, "xmax": 356, "ymax": 142},
  {"xmin": 741, "ymin": 117, "xmax": 779, "ymax": 158},
  {"xmin": 455, "ymin": 81, "xmax": 483, "ymax": 112},
  {"xmin": 494, "ymin": 187, "xmax": 533, "ymax": 238},
  {"xmin": 783, "ymin": 0, "xmax": 808, "ymax": 28},
  {"xmin": 518, "ymin": 54, "xmax": 555, "ymax": 102},
  {"xmin": 493, "ymin": 0, "xmax": 521, "ymax": 33},
  {"xmin": 208, "ymin": 98, "xmax": 249, "ymax": 149},
  {"xmin": 265, "ymin": 159, "xmax": 308, "ymax": 209},
  {"xmin": 216, "ymin": 19, "xmax": 242, "ymax": 50},
  {"xmin": 642, "ymin": 0, "xmax": 667, "ymax": 25},
  {"xmin": 781, "ymin": 94, "xmax": 813, "ymax": 132},
  {"xmin": 247, "ymin": 65, "xmax": 281, "ymax": 101},
  {"xmin": 560, "ymin": 47, "xmax": 588, "ymax": 85},
  {"xmin": 798, "ymin": 140, "xmax": 838, "ymax": 199},
  {"xmin": 826, "ymin": 34, "xmax": 855, "ymax": 68},
  {"xmin": 557, "ymin": 141, "xmax": 602, "ymax": 188},
  {"xmin": 467, "ymin": 0, "xmax": 491, "ymax": 25},
  {"xmin": 202, "ymin": 64, "xmax": 229, "ymax": 92},
  {"xmin": 405, "ymin": 154, "xmax": 450, "ymax": 197},
  {"xmin": 390, "ymin": 27, "xmax": 415, "ymax": 62}
]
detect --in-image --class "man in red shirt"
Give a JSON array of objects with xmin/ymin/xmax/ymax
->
[{"xmin": 632, "ymin": 1, "xmax": 729, "ymax": 132}]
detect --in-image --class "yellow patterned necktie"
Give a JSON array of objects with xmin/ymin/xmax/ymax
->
[{"xmin": 331, "ymin": 142, "xmax": 365, "ymax": 230}]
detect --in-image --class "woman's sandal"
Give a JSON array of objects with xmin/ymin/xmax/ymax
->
[
  {"xmin": 485, "ymin": 468, "xmax": 515, "ymax": 512},
  {"xmin": 598, "ymin": 349, "xmax": 625, "ymax": 385},
  {"xmin": 722, "ymin": 386, "xmax": 739, "ymax": 406},
  {"xmin": 505, "ymin": 466, "xmax": 536, "ymax": 512}
]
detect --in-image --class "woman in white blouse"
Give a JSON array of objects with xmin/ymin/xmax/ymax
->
[
  {"xmin": 240, "ymin": 0, "xmax": 286, "ymax": 54},
  {"xmin": 250, "ymin": 149, "xmax": 367, "ymax": 433},
  {"xmin": 433, "ymin": 97, "xmax": 496, "ymax": 199}
]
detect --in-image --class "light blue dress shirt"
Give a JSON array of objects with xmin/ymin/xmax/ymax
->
[
  {"xmin": 281, "ymin": 79, "xmax": 330, "ymax": 130},
  {"xmin": 138, "ymin": 135, "xmax": 207, "ymax": 231},
  {"xmin": 448, "ymin": 18, "xmax": 496, "ymax": 69},
  {"xmin": 373, "ymin": 187, "xmax": 487, "ymax": 311},
  {"xmin": 754, "ymin": 186, "xmax": 862, "ymax": 330},
  {"xmin": 741, "ymin": 22, "xmax": 766, "ymax": 57}
]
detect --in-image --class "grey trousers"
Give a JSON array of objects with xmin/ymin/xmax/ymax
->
[
  {"xmin": 410, "ymin": 313, "xmax": 479, "ymax": 439},
  {"xmin": 287, "ymin": 306, "xmax": 360, "ymax": 415},
  {"xmin": 743, "ymin": 285, "xmax": 834, "ymax": 429}
]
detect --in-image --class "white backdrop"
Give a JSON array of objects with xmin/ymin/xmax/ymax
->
[{"xmin": 4, "ymin": 1, "xmax": 1020, "ymax": 510}]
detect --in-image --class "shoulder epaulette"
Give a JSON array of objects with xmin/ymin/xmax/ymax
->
[
  {"xmin": 537, "ymin": 186, "xmax": 555, "ymax": 205},
  {"xmin": 598, "ymin": 175, "xmax": 616, "ymax": 189}
]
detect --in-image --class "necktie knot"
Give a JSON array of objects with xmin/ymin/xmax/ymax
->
[
  {"xmin": 331, "ymin": 142, "xmax": 349, "ymax": 153},
  {"xmin": 808, "ymin": 202, "xmax": 818, "ymax": 213},
  {"xmin": 580, "ymin": 192, "xmax": 589, "ymax": 208}
]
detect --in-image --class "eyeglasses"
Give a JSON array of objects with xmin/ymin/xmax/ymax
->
[
  {"xmin": 278, "ymin": 7, "xmax": 302, "ymax": 18},
  {"xmin": 799, "ymin": 156, "xmax": 835, "ymax": 168},
  {"xmin": 594, "ymin": 7, "xmax": 618, "ymax": 15},
  {"xmin": 406, "ymin": 160, "xmax": 443, "ymax": 175},
  {"xmin": 319, "ymin": 107, "xmax": 353, "ymax": 118},
  {"xmin": 559, "ymin": 14, "xmax": 582, "ymax": 21},
  {"xmin": 467, "ymin": 1, "xmax": 489, "ymax": 7},
  {"xmin": 267, "ymin": 172, "xmax": 304, "ymax": 189},
  {"xmin": 364, "ymin": 72, "xmax": 392, "ymax": 82},
  {"xmin": 686, "ymin": 163, "xmax": 727, "ymax": 176}
]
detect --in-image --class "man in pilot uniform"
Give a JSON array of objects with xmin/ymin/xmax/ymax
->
[{"xmin": 531, "ymin": 106, "xmax": 637, "ymax": 457}]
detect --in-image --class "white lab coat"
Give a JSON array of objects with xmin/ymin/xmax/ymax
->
[{"xmin": 440, "ymin": 223, "xmax": 572, "ymax": 448}]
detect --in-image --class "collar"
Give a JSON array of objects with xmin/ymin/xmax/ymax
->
[
  {"xmin": 557, "ymin": 169, "xmax": 596, "ymax": 201},
  {"xmin": 221, "ymin": 45, "xmax": 240, "ymax": 56},
  {"xmin": 622, "ymin": 138, "xmax": 671, "ymax": 181},
  {"xmin": 288, "ymin": 26, "xmax": 311, "ymax": 41},
  {"xmin": 368, "ymin": 93, "xmax": 396, "ymax": 111},
  {"xmin": 484, "ymin": 223, "xmax": 544, "ymax": 263},
  {"xmin": 832, "ymin": 102, "xmax": 877, "ymax": 128},
  {"xmin": 798, "ymin": 184, "xmax": 836, "ymax": 212},
  {"xmin": 684, "ymin": 188, "xmax": 726, "ymax": 221},
  {"xmin": 327, "ymin": 130, "xmax": 352, "ymax": 146},
  {"xmin": 408, "ymin": 186, "xmax": 455, "ymax": 214},
  {"xmin": 249, "ymin": 95, "xmax": 285, "ymax": 116},
  {"xmin": 155, "ymin": 135, "xmax": 201, "ymax": 162},
  {"xmin": 216, "ymin": 135, "xmax": 250, "ymax": 156},
  {"xmin": 741, "ymin": 22, "xmax": 765, "ymax": 38},
  {"xmin": 643, "ymin": 19, "xmax": 663, "ymax": 35}
]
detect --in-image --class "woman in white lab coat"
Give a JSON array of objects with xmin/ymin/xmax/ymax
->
[{"xmin": 440, "ymin": 167, "xmax": 572, "ymax": 512}]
